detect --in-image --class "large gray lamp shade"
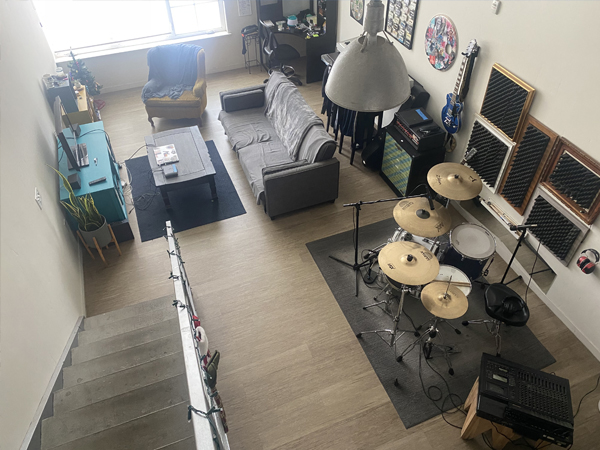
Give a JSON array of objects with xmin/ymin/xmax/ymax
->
[{"xmin": 325, "ymin": 0, "xmax": 411, "ymax": 112}]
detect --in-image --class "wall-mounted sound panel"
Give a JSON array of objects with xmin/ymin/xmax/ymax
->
[
  {"xmin": 499, "ymin": 116, "xmax": 558, "ymax": 215},
  {"xmin": 524, "ymin": 187, "xmax": 588, "ymax": 265},
  {"xmin": 480, "ymin": 63, "xmax": 535, "ymax": 141},
  {"xmin": 541, "ymin": 137, "xmax": 600, "ymax": 225},
  {"xmin": 465, "ymin": 116, "xmax": 515, "ymax": 193}
]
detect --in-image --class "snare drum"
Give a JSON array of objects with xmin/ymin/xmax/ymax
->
[
  {"xmin": 388, "ymin": 227, "xmax": 445, "ymax": 256},
  {"xmin": 434, "ymin": 265, "xmax": 472, "ymax": 296},
  {"xmin": 443, "ymin": 223, "xmax": 496, "ymax": 280}
]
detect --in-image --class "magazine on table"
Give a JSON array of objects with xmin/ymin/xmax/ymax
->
[{"xmin": 154, "ymin": 144, "xmax": 179, "ymax": 165}]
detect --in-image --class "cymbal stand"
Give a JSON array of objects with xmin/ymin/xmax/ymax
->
[
  {"xmin": 395, "ymin": 316, "xmax": 457, "ymax": 375},
  {"xmin": 356, "ymin": 285, "xmax": 420, "ymax": 349},
  {"xmin": 329, "ymin": 193, "xmax": 434, "ymax": 296}
]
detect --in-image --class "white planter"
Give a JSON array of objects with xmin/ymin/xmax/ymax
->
[{"xmin": 79, "ymin": 217, "xmax": 112, "ymax": 248}]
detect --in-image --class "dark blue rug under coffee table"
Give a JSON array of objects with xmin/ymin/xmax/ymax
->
[{"xmin": 127, "ymin": 140, "xmax": 245, "ymax": 242}]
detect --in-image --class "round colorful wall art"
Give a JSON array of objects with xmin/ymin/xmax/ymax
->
[{"xmin": 424, "ymin": 15, "xmax": 457, "ymax": 71}]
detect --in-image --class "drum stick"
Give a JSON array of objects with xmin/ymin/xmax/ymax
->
[{"xmin": 437, "ymin": 281, "xmax": 471, "ymax": 287}]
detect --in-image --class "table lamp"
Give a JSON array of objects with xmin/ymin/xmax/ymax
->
[{"xmin": 325, "ymin": 0, "xmax": 411, "ymax": 112}]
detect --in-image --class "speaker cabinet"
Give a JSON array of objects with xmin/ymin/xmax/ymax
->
[
  {"xmin": 499, "ymin": 116, "xmax": 558, "ymax": 215},
  {"xmin": 480, "ymin": 64, "xmax": 535, "ymax": 141},
  {"xmin": 380, "ymin": 125, "xmax": 445, "ymax": 196},
  {"xmin": 465, "ymin": 116, "xmax": 515, "ymax": 193}
]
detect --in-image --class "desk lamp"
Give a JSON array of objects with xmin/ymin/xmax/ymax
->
[{"xmin": 325, "ymin": 0, "xmax": 410, "ymax": 112}]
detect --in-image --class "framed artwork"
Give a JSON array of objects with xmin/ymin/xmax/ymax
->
[
  {"xmin": 350, "ymin": 0, "xmax": 364, "ymax": 25},
  {"xmin": 385, "ymin": 0, "xmax": 420, "ymax": 50},
  {"xmin": 424, "ymin": 14, "xmax": 457, "ymax": 71}
]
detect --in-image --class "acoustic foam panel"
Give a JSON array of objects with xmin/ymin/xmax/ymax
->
[
  {"xmin": 466, "ymin": 118, "xmax": 513, "ymax": 192},
  {"xmin": 480, "ymin": 64, "xmax": 535, "ymax": 141},
  {"xmin": 499, "ymin": 116, "xmax": 557, "ymax": 215}
]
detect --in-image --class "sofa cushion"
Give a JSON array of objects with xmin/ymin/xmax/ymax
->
[
  {"xmin": 237, "ymin": 141, "xmax": 294, "ymax": 203},
  {"xmin": 145, "ymin": 89, "xmax": 203, "ymax": 107},
  {"xmin": 218, "ymin": 107, "xmax": 278, "ymax": 152},
  {"xmin": 221, "ymin": 89, "xmax": 265, "ymax": 112}
]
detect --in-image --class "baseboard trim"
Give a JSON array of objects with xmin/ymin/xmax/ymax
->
[{"xmin": 20, "ymin": 316, "xmax": 84, "ymax": 450}]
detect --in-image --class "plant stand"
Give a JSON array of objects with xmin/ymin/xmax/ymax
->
[{"xmin": 77, "ymin": 223, "xmax": 121, "ymax": 266}]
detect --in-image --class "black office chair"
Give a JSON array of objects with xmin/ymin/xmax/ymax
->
[
  {"xmin": 462, "ymin": 283, "xmax": 530, "ymax": 356},
  {"xmin": 263, "ymin": 27, "xmax": 302, "ymax": 86}
]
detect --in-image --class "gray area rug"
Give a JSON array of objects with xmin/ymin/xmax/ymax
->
[{"xmin": 306, "ymin": 217, "xmax": 556, "ymax": 428}]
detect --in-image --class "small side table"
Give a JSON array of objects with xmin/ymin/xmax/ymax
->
[
  {"xmin": 461, "ymin": 378, "xmax": 547, "ymax": 449},
  {"xmin": 243, "ymin": 32, "xmax": 261, "ymax": 74}
]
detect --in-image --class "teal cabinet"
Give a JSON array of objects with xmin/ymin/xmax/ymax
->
[{"xmin": 58, "ymin": 122, "xmax": 127, "ymax": 228}]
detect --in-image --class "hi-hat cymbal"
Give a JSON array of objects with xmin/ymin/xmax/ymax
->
[
  {"xmin": 379, "ymin": 241, "xmax": 440, "ymax": 286},
  {"xmin": 420, "ymin": 281, "xmax": 469, "ymax": 319},
  {"xmin": 427, "ymin": 163, "xmax": 483, "ymax": 201},
  {"xmin": 393, "ymin": 197, "xmax": 452, "ymax": 237}
]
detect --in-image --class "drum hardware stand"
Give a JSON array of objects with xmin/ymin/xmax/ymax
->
[
  {"xmin": 329, "ymin": 192, "xmax": 436, "ymax": 296},
  {"xmin": 356, "ymin": 285, "xmax": 420, "ymax": 348},
  {"xmin": 362, "ymin": 283, "xmax": 419, "ymax": 332},
  {"xmin": 500, "ymin": 224, "xmax": 537, "ymax": 284},
  {"xmin": 395, "ymin": 316, "xmax": 458, "ymax": 376}
]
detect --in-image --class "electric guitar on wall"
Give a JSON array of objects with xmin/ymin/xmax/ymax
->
[{"xmin": 441, "ymin": 39, "xmax": 480, "ymax": 134}]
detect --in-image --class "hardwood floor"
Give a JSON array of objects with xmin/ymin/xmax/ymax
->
[{"xmin": 84, "ymin": 68, "xmax": 600, "ymax": 450}]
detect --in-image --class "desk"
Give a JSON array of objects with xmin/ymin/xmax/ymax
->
[
  {"xmin": 59, "ymin": 122, "xmax": 127, "ymax": 227},
  {"xmin": 257, "ymin": 1, "xmax": 337, "ymax": 84}
]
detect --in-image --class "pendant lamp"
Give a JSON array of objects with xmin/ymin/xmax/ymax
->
[{"xmin": 325, "ymin": 0, "xmax": 411, "ymax": 112}]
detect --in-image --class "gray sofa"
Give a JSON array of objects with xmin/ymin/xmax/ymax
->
[{"xmin": 218, "ymin": 72, "xmax": 339, "ymax": 218}]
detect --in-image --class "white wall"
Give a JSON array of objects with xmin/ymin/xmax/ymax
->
[
  {"xmin": 338, "ymin": 0, "xmax": 600, "ymax": 360},
  {"xmin": 54, "ymin": 0, "xmax": 260, "ymax": 93},
  {"xmin": 0, "ymin": 1, "xmax": 86, "ymax": 448}
]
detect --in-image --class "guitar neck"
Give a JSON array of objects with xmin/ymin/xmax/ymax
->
[{"xmin": 450, "ymin": 56, "xmax": 469, "ymax": 104}]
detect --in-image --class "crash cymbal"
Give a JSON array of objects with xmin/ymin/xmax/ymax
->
[
  {"xmin": 420, "ymin": 281, "xmax": 469, "ymax": 320},
  {"xmin": 379, "ymin": 241, "xmax": 440, "ymax": 286},
  {"xmin": 427, "ymin": 163, "xmax": 483, "ymax": 201},
  {"xmin": 393, "ymin": 197, "xmax": 452, "ymax": 237}
]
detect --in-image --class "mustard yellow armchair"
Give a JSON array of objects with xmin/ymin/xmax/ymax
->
[{"xmin": 142, "ymin": 44, "xmax": 207, "ymax": 127}]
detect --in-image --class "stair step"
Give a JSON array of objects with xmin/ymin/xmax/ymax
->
[
  {"xmin": 78, "ymin": 307, "xmax": 178, "ymax": 346},
  {"xmin": 63, "ymin": 334, "xmax": 182, "ymax": 388},
  {"xmin": 54, "ymin": 352, "xmax": 185, "ymax": 415},
  {"xmin": 44, "ymin": 402, "xmax": 193, "ymax": 450},
  {"xmin": 84, "ymin": 295, "xmax": 173, "ymax": 330},
  {"xmin": 42, "ymin": 374, "xmax": 189, "ymax": 449},
  {"xmin": 157, "ymin": 437, "xmax": 196, "ymax": 450},
  {"xmin": 73, "ymin": 318, "xmax": 180, "ymax": 364}
]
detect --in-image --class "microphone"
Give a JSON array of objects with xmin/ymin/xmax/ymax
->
[
  {"xmin": 509, "ymin": 224, "xmax": 538, "ymax": 231},
  {"xmin": 462, "ymin": 148, "xmax": 478, "ymax": 164}
]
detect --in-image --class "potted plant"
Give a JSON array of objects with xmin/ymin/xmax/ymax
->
[{"xmin": 53, "ymin": 169, "xmax": 112, "ymax": 248}]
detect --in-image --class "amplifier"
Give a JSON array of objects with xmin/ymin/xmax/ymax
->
[
  {"xmin": 477, "ymin": 353, "xmax": 574, "ymax": 448},
  {"xmin": 380, "ymin": 124, "xmax": 445, "ymax": 196},
  {"xmin": 393, "ymin": 108, "xmax": 446, "ymax": 152}
]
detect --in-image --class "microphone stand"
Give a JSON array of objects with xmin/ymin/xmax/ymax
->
[
  {"xmin": 329, "ymin": 188, "xmax": 438, "ymax": 296},
  {"xmin": 500, "ymin": 224, "xmax": 538, "ymax": 285}
]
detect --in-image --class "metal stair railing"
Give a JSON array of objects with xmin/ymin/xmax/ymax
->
[{"xmin": 166, "ymin": 221, "xmax": 230, "ymax": 450}]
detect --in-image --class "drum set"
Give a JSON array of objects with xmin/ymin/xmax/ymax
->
[{"xmin": 351, "ymin": 162, "xmax": 499, "ymax": 375}]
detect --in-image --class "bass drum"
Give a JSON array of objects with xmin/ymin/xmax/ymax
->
[{"xmin": 443, "ymin": 223, "xmax": 496, "ymax": 280}]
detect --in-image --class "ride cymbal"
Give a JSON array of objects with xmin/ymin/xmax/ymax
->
[
  {"xmin": 379, "ymin": 241, "xmax": 439, "ymax": 286},
  {"xmin": 420, "ymin": 281, "xmax": 469, "ymax": 319},
  {"xmin": 427, "ymin": 162, "xmax": 483, "ymax": 201},
  {"xmin": 393, "ymin": 197, "xmax": 452, "ymax": 237}
]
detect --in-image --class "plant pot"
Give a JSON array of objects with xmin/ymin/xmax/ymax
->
[{"xmin": 79, "ymin": 216, "xmax": 112, "ymax": 248}]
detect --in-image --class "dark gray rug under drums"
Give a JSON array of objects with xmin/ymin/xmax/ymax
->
[
  {"xmin": 127, "ymin": 140, "xmax": 245, "ymax": 242},
  {"xmin": 306, "ymin": 218, "xmax": 555, "ymax": 428}
]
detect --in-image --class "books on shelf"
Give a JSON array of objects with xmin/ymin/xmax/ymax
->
[{"xmin": 154, "ymin": 144, "xmax": 179, "ymax": 165}]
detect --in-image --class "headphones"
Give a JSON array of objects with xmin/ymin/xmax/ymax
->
[{"xmin": 577, "ymin": 249, "xmax": 600, "ymax": 274}]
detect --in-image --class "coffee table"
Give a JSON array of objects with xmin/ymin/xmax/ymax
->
[{"xmin": 145, "ymin": 126, "xmax": 217, "ymax": 209}]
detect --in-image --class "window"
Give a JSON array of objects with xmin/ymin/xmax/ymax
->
[{"xmin": 34, "ymin": 0, "xmax": 226, "ymax": 56}]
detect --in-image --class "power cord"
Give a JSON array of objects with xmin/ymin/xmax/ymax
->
[{"xmin": 573, "ymin": 373, "xmax": 600, "ymax": 418}]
